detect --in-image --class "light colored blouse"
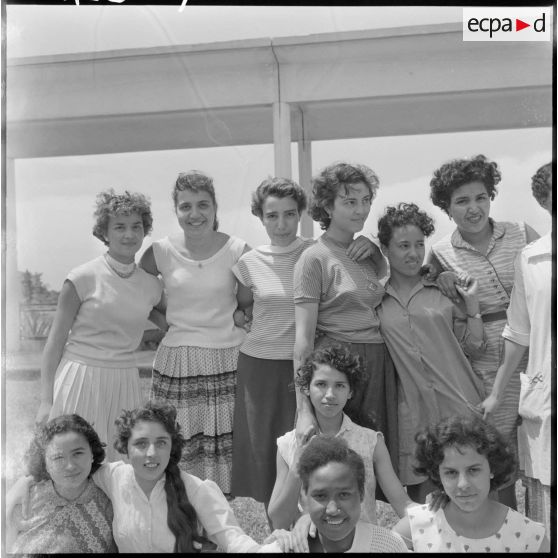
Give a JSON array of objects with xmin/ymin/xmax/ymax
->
[
  {"xmin": 503, "ymin": 233, "xmax": 551, "ymax": 485},
  {"xmin": 152, "ymin": 235, "xmax": 246, "ymax": 349},
  {"xmin": 64, "ymin": 256, "xmax": 163, "ymax": 368},
  {"xmin": 293, "ymin": 235, "xmax": 384, "ymax": 344},
  {"xmin": 277, "ymin": 413, "xmax": 379, "ymax": 524},
  {"xmin": 233, "ymin": 237, "xmax": 314, "ymax": 360},
  {"xmin": 92, "ymin": 461, "xmax": 271, "ymax": 553}
]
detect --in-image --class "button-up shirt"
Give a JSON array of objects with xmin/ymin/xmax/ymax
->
[
  {"xmin": 377, "ymin": 279, "xmax": 485, "ymax": 484},
  {"xmin": 93, "ymin": 461, "xmax": 272, "ymax": 553},
  {"xmin": 502, "ymin": 233, "xmax": 551, "ymax": 485}
]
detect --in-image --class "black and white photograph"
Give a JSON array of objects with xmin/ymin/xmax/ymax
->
[{"xmin": 3, "ymin": 2, "xmax": 553, "ymax": 553}]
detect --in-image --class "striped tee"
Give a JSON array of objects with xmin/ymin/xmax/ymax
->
[
  {"xmin": 431, "ymin": 219, "xmax": 528, "ymax": 374},
  {"xmin": 233, "ymin": 237, "xmax": 314, "ymax": 360}
]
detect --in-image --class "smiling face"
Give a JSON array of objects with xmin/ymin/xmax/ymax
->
[
  {"xmin": 439, "ymin": 444, "xmax": 492, "ymax": 514},
  {"xmin": 448, "ymin": 181, "xmax": 491, "ymax": 236},
  {"xmin": 175, "ymin": 188, "xmax": 216, "ymax": 237},
  {"xmin": 327, "ymin": 182, "xmax": 372, "ymax": 239},
  {"xmin": 127, "ymin": 420, "xmax": 172, "ymax": 495},
  {"xmin": 305, "ymin": 461, "xmax": 361, "ymax": 551},
  {"xmin": 45, "ymin": 431, "xmax": 93, "ymax": 497},
  {"xmin": 261, "ymin": 195, "xmax": 300, "ymax": 246},
  {"xmin": 105, "ymin": 212, "xmax": 145, "ymax": 264},
  {"xmin": 383, "ymin": 224, "xmax": 425, "ymax": 279},
  {"xmin": 307, "ymin": 364, "xmax": 352, "ymax": 421}
]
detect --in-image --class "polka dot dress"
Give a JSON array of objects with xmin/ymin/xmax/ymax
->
[{"xmin": 407, "ymin": 503, "xmax": 546, "ymax": 552}]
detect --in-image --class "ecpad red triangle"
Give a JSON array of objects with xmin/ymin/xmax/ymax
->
[{"xmin": 516, "ymin": 19, "xmax": 530, "ymax": 31}]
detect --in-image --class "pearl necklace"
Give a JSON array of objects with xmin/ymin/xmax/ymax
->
[{"xmin": 104, "ymin": 253, "xmax": 137, "ymax": 279}]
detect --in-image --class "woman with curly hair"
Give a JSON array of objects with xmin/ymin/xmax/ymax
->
[
  {"xmin": 268, "ymin": 344, "xmax": 411, "ymax": 530},
  {"xmin": 376, "ymin": 203, "xmax": 486, "ymax": 503},
  {"xmin": 6, "ymin": 415, "xmax": 116, "ymax": 553},
  {"xmin": 293, "ymin": 162, "xmax": 397, "ymax": 483},
  {"xmin": 392, "ymin": 415, "xmax": 548, "ymax": 552},
  {"xmin": 427, "ymin": 154, "xmax": 539, "ymax": 508},
  {"xmin": 35, "ymin": 190, "xmax": 164, "ymax": 460},
  {"xmin": 92, "ymin": 402, "xmax": 274, "ymax": 553}
]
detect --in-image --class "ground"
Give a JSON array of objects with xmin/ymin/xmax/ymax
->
[{"xmin": 4, "ymin": 367, "xmax": 523, "ymax": 543}]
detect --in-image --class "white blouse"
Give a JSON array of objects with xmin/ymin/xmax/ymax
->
[{"xmin": 93, "ymin": 461, "xmax": 278, "ymax": 553}]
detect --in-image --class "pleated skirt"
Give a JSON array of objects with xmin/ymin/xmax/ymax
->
[
  {"xmin": 230, "ymin": 353, "xmax": 297, "ymax": 504},
  {"xmin": 151, "ymin": 343, "xmax": 239, "ymax": 496},
  {"xmin": 50, "ymin": 357, "xmax": 143, "ymax": 462}
]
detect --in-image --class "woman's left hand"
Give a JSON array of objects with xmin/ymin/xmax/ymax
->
[
  {"xmin": 454, "ymin": 274, "xmax": 480, "ymax": 308},
  {"xmin": 347, "ymin": 235, "xmax": 379, "ymax": 262}
]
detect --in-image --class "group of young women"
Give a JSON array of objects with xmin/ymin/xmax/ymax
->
[{"xmin": 8, "ymin": 154, "xmax": 551, "ymax": 553}]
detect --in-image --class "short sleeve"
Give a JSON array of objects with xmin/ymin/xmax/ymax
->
[
  {"xmin": 293, "ymin": 251, "xmax": 322, "ymax": 303},
  {"xmin": 502, "ymin": 251, "xmax": 530, "ymax": 346},
  {"xmin": 232, "ymin": 257, "xmax": 252, "ymax": 288},
  {"xmin": 276, "ymin": 430, "xmax": 296, "ymax": 468},
  {"xmin": 229, "ymin": 236, "xmax": 248, "ymax": 262},
  {"xmin": 67, "ymin": 266, "xmax": 94, "ymax": 302}
]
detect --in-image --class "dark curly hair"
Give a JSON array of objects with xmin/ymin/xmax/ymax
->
[
  {"xmin": 25, "ymin": 414, "xmax": 105, "ymax": 482},
  {"xmin": 92, "ymin": 189, "xmax": 153, "ymax": 245},
  {"xmin": 377, "ymin": 202, "xmax": 435, "ymax": 247},
  {"xmin": 531, "ymin": 162, "xmax": 552, "ymax": 208},
  {"xmin": 250, "ymin": 176, "xmax": 308, "ymax": 219},
  {"xmin": 298, "ymin": 436, "xmax": 365, "ymax": 498},
  {"xmin": 172, "ymin": 170, "xmax": 219, "ymax": 231},
  {"xmin": 413, "ymin": 415, "xmax": 515, "ymax": 492},
  {"xmin": 430, "ymin": 155, "xmax": 501, "ymax": 215},
  {"xmin": 309, "ymin": 162, "xmax": 379, "ymax": 230},
  {"xmin": 114, "ymin": 402, "xmax": 204, "ymax": 553},
  {"xmin": 296, "ymin": 343, "xmax": 364, "ymax": 395}
]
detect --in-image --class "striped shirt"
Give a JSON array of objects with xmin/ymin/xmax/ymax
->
[
  {"xmin": 431, "ymin": 219, "xmax": 528, "ymax": 374},
  {"xmin": 233, "ymin": 237, "xmax": 314, "ymax": 360},
  {"xmin": 293, "ymin": 235, "xmax": 384, "ymax": 344}
]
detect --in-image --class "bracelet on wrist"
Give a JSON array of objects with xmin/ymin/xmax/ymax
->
[{"xmin": 466, "ymin": 312, "xmax": 482, "ymax": 319}]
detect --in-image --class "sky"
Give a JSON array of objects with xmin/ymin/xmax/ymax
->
[{"xmin": 6, "ymin": 4, "xmax": 553, "ymax": 290}]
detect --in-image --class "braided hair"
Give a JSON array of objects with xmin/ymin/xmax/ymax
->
[{"xmin": 114, "ymin": 402, "xmax": 204, "ymax": 552}]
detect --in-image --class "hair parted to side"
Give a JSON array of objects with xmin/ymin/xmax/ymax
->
[
  {"xmin": 309, "ymin": 162, "xmax": 379, "ymax": 230},
  {"xmin": 296, "ymin": 343, "xmax": 364, "ymax": 395},
  {"xmin": 250, "ymin": 176, "xmax": 308, "ymax": 219},
  {"xmin": 114, "ymin": 402, "xmax": 204, "ymax": 553},
  {"xmin": 25, "ymin": 414, "xmax": 105, "ymax": 482},
  {"xmin": 172, "ymin": 171, "xmax": 219, "ymax": 230},
  {"xmin": 413, "ymin": 415, "xmax": 515, "ymax": 492},
  {"xmin": 531, "ymin": 162, "xmax": 552, "ymax": 207},
  {"xmin": 430, "ymin": 154, "xmax": 501, "ymax": 215},
  {"xmin": 92, "ymin": 189, "xmax": 153, "ymax": 245},
  {"xmin": 298, "ymin": 436, "xmax": 365, "ymax": 498},
  {"xmin": 377, "ymin": 202, "xmax": 435, "ymax": 247}
]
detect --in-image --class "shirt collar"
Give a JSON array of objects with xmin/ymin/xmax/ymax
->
[
  {"xmin": 336, "ymin": 413, "xmax": 355, "ymax": 436},
  {"xmin": 525, "ymin": 232, "xmax": 551, "ymax": 258},
  {"xmin": 384, "ymin": 276, "xmax": 436, "ymax": 300},
  {"xmin": 450, "ymin": 218, "xmax": 504, "ymax": 250}
]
